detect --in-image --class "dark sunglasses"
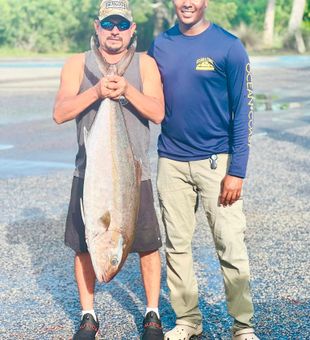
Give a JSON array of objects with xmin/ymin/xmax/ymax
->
[{"xmin": 100, "ymin": 20, "xmax": 131, "ymax": 31}]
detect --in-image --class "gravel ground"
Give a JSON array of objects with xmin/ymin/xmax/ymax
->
[{"xmin": 0, "ymin": 57, "xmax": 309, "ymax": 339}]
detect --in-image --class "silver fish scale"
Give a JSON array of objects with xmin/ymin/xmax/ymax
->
[
  {"xmin": 82, "ymin": 97, "xmax": 141, "ymax": 283},
  {"xmin": 81, "ymin": 38, "xmax": 141, "ymax": 283}
]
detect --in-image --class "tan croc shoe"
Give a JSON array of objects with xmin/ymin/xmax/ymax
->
[
  {"xmin": 164, "ymin": 320, "xmax": 202, "ymax": 340},
  {"xmin": 233, "ymin": 328, "xmax": 260, "ymax": 340}
]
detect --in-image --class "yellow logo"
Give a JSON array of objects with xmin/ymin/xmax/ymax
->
[{"xmin": 196, "ymin": 57, "xmax": 215, "ymax": 71}]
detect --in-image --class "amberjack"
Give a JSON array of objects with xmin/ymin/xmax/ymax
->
[{"xmin": 81, "ymin": 37, "xmax": 141, "ymax": 283}]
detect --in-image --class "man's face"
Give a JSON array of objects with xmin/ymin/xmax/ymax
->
[
  {"xmin": 173, "ymin": 0, "xmax": 208, "ymax": 26},
  {"xmin": 95, "ymin": 15, "xmax": 136, "ymax": 54}
]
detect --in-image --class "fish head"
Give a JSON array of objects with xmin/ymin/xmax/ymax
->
[{"xmin": 91, "ymin": 229, "xmax": 126, "ymax": 283}]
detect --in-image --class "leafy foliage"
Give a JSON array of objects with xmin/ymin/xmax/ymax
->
[
  {"xmin": 2, "ymin": 0, "xmax": 79, "ymax": 52},
  {"xmin": 207, "ymin": 1, "xmax": 238, "ymax": 29},
  {"xmin": 0, "ymin": 0, "xmax": 308, "ymax": 53},
  {"xmin": 0, "ymin": 0, "xmax": 11, "ymax": 45}
]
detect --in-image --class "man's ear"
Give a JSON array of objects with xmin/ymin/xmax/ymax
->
[
  {"xmin": 130, "ymin": 22, "xmax": 137, "ymax": 37},
  {"xmin": 94, "ymin": 20, "xmax": 100, "ymax": 35}
]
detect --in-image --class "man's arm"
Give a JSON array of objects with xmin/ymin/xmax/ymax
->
[
  {"xmin": 226, "ymin": 39, "xmax": 253, "ymax": 178},
  {"xmin": 105, "ymin": 53, "xmax": 164, "ymax": 124},
  {"xmin": 53, "ymin": 54, "xmax": 111, "ymax": 124},
  {"xmin": 220, "ymin": 39, "xmax": 253, "ymax": 206}
]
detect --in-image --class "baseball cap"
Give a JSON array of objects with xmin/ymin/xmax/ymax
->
[{"xmin": 98, "ymin": 0, "xmax": 133, "ymax": 22}]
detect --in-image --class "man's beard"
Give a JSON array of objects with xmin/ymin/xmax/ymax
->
[{"xmin": 103, "ymin": 38, "xmax": 125, "ymax": 54}]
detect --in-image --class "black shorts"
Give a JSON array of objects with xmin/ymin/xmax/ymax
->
[{"xmin": 65, "ymin": 177, "xmax": 162, "ymax": 253}]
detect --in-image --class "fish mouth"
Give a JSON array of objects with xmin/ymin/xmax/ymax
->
[
  {"xmin": 96, "ymin": 256, "xmax": 122, "ymax": 283},
  {"xmin": 101, "ymin": 272, "xmax": 109, "ymax": 283},
  {"xmin": 89, "ymin": 232, "xmax": 125, "ymax": 283},
  {"xmin": 96, "ymin": 270, "xmax": 110, "ymax": 283},
  {"xmin": 101, "ymin": 269, "xmax": 118, "ymax": 283},
  {"xmin": 92, "ymin": 258, "xmax": 119, "ymax": 282}
]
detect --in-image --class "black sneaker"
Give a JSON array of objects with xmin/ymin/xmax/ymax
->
[
  {"xmin": 73, "ymin": 313, "xmax": 99, "ymax": 340},
  {"xmin": 141, "ymin": 311, "xmax": 164, "ymax": 340}
]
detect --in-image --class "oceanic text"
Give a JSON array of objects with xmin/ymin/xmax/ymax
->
[{"xmin": 246, "ymin": 63, "xmax": 254, "ymax": 146}]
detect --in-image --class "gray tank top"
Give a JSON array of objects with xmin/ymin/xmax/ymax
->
[{"xmin": 73, "ymin": 51, "xmax": 151, "ymax": 181}]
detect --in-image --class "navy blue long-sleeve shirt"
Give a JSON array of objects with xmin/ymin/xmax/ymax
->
[{"xmin": 148, "ymin": 23, "xmax": 254, "ymax": 178}]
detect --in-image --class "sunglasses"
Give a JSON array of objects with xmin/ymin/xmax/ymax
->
[{"xmin": 100, "ymin": 20, "xmax": 131, "ymax": 31}]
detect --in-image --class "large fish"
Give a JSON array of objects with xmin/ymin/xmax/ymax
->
[{"xmin": 81, "ymin": 37, "xmax": 141, "ymax": 283}]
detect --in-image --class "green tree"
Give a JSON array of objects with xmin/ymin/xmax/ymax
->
[
  {"xmin": 288, "ymin": 0, "xmax": 307, "ymax": 52},
  {"xmin": 230, "ymin": 0, "xmax": 267, "ymax": 30},
  {"xmin": 0, "ymin": 0, "xmax": 12, "ymax": 45},
  {"xmin": 70, "ymin": 0, "xmax": 98, "ymax": 51},
  {"xmin": 207, "ymin": 1, "xmax": 238, "ymax": 29},
  {"xmin": 0, "ymin": 0, "xmax": 309, "ymax": 54},
  {"xmin": 131, "ymin": 0, "xmax": 154, "ymax": 23},
  {"xmin": 231, "ymin": 0, "xmax": 293, "ymax": 34},
  {"xmin": 263, "ymin": 0, "xmax": 276, "ymax": 47},
  {"xmin": 4, "ymin": 0, "xmax": 78, "ymax": 52}
]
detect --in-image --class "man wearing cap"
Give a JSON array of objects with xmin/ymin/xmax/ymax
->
[
  {"xmin": 148, "ymin": 0, "xmax": 258, "ymax": 340},
  {"xmin": 53, "ymin": 1, "xmax": 164, "ymax": 339}
]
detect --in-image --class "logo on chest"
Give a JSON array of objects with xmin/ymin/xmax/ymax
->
[{"xmin": 196, "ymin": 57, "xmax": 215, "ymax": 71}]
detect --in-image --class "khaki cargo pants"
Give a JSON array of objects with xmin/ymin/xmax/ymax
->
[{"xmin": 157, "ymin": 155, "xmax": 254, "ymax": 332}]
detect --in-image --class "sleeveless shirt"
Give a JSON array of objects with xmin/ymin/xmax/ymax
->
[{"xmin": 73, "ymin": 51, "xmax": 151, "ymax": 181}]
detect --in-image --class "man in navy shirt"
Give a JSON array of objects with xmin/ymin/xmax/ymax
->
[{"xmin": 148, "ymin": 1, "xmax": 258, "ymax": 339}]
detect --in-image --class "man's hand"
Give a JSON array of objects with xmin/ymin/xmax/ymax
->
[
  {"xmin": 219, "ymin": 175, "xmax": 243, "ymax": 207},
  {"xmin": 105, "ymin": 75, "xmax": 128, "ymax": 100},
  {"xmin": 94, "ymin": 77, "xmax": 113, "ymax": 99}
]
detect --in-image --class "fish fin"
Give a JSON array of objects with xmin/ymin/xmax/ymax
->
[
  {"xmin": 83, "ymin": 127, "xmax": 89, "ymax": 148},
  {"xmin": 80, "ymin": 198, "xmax": 85, "ymax": 225},
  {"xmin": 100, "ymin": 211, "xmax": 111, "ymax": 230}
]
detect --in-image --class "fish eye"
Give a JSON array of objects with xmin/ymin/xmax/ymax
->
[{"xmin": 110, "ymin": 256, "xmax": 119, "ymax": 267}]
